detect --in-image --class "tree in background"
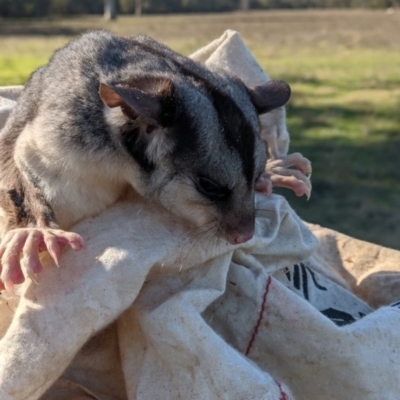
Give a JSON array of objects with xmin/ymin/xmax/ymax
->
[
  {"xmin": 240, "ymin": 0, "xmax": 250, "ymax": 9},
  {"xmin": 135, "ymin": 0, "xmax": 142, "ymax": 15},
  {"xmin": 104, "ymin": 0, "xmax": 117, "ymax": 19},
  {"xmin": 0, "ymin": 0, "xmax": 397, "ymax": 18}
]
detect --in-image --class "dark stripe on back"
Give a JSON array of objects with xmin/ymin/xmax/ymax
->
[
  {"xmin": 208, "ymin": 89, "xmax": 255, "ymax": 185},
  {"xmin": 130, "ymin": 37, "xmax": 256, "ymax": 185}
]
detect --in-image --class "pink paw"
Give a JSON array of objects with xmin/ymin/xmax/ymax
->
[
  {"xmin": 265, "ymin": 152, "xmax": 312, "ymax": 198},
  {"xmin": 255, "ymin": 174, "xmax": 273, "ymax": 196},
  {"xmin": 0, "ymin": 228, "xmax": 85, "ymax": 293}
]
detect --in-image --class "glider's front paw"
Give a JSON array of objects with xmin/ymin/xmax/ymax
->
[
  {"xmin": 255, "ymin": 174, "xmax": 273, "ymax": 195},
  {"xmin": 0, "ymin": 228, "xmax": 85, "ymax": 293},
  {"xmin": 266, "ymin": 152, "xmax": 312, "ymax": 198}
]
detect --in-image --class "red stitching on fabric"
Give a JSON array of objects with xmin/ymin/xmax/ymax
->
[
  {"xmin": 245, "ymin": 275, "xmax": 272, "ymax": 356},
  {"xmin": 275, "ymin": 380, "xmax": 290, "ymax": 400}
]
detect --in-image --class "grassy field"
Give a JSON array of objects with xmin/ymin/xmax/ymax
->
[{"xmin": 1, "ymin": 10, "xmax": 399, "ymax": 249}]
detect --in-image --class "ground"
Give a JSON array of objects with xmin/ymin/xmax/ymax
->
[{"xmin": 1, "ymin": 9, "xmax": 399, "ymax": 249}]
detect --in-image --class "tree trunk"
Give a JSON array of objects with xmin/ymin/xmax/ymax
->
[
  {"xmin": 240, "ymin": 0, "xmax": 250, "ymax": 10},
  {"xmin": 104, "ymin": 0, "xmax": 117, "ymax": 21},
  {"xmin": 135, "ymin": 0, "xmax": 142, "ymax": 16}
]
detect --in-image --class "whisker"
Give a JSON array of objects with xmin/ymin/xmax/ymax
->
[
  {"xmin": 187, "ymin": 218, "xmax": 221, "ymax": 258},
  {"xmin": 180, "ymin": 224, "xmax": 216, "ymax": 265},
  {"xmin": 175, "ymin": 220, "xmax": 214, "ymax": 248},
  {"xmin": 203, "ymin": 224, "xmax": 219, "ymax": 257}
]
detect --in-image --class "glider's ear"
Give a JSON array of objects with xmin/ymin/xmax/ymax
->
[
  {"xmin": 99, "ymin": 77, "xmax": 175, "ymax": 126},
  {"xmin": 249, "ymin": 80, "xmax": 291, "ymax": 115}
]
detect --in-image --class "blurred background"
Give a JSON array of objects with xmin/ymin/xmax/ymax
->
[{"xmin": 0, "ymin": 1, "xmax": 399, "ymax": 249}]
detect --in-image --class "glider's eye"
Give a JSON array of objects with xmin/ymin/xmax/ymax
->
[{"xmin": 196, "ymin": 177, "xmax": 230, "ymax": 201}]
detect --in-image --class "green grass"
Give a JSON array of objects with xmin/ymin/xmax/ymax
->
[
  {"xmin": 1, "ymin": 10, "xmax": 399, "ymax": 249},
  {"xmin": 267, "ymin": 47, "xmax": 400, "ymax": 249}
]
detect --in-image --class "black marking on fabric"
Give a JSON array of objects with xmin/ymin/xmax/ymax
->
[
  {"xmin": 300, "ymin": 263, "xmax": 309, "ymax": 301},
  {"xmin": 320, "ymin": 308, "xmax": 357, "ymax": 327},
  {"xmin": 284, "ymin": 267, "xmax": 291, "ymax": 281},
  {"xmin": 390, "ymin": 300, "xmax": 400, "ymax": 308},
  {"xmin": 293, "ymin": 264, "xmax": 300, "ymax": 291},
  {"xmin": 305, "ymin": 265, "xmax": 327, "ymax": 291}
]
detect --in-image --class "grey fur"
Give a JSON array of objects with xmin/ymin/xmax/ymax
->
[{"xmin": 0, "ymin": 31, "xmax": 291, "ymax": 244}]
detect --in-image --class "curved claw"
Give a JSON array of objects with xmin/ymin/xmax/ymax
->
[
  {"xmin": 265, "ymin": 152, "xmax": 312, "ymax": 198},
  {"xmin": 0, "ymin": 228, "xmax": 85, "ymax": 293},
  {"xmin": 270, "ymin": 173, "xmax": 312, "ymax": 199},
  {"xmin": 267, "ymin": 152, "xmax": 312, "ymax": 175}
]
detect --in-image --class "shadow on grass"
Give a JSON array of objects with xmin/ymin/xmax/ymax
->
[
  {"xmin": 280, "ymin": 127, "xmax": 400, "ymax": 244},
  {"xmin": 288, "ymin": 102, "xmax": 400, "ymax": 139},
  {"xmin": 281, "ymin": 74, "xmax": 400, "ymax": 92},
  {"xmin": 0, "ymin": 18, "xmax": 88, "ymax": 36},
  {"xmin": 279, "ymin": 177, "xmax": 400, "ymax": 251},
  {"xmin": 275, "ymin": 96, "xmax": 400, "ymax": 250}
]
